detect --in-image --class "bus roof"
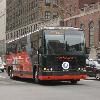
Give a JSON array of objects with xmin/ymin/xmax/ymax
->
[
  {"xmin": 6, "ymin": 27, "xmax": 83, "ymax": 43},
  {"xmin": 43, "ymin": 27, "xmax": 82, "ymax": 31}
]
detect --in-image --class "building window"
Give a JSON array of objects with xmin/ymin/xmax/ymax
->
[
  {"xmin": 31, "ymin": 26, "xmax": 33, "ymax": 32},
  {"xmin": 80, "ymin": 23, "xmax": 85, "ymax": 31},
  {"xmin": 53, "ymin": 12, "xmax": 58, "ymax": 19},
  {"xmin": 17, "ymin": 0, "xmax": 22, "ymax": 6},
  {"xmin": 21, "ymin": 29, "xmax": 23, "ymax": 36},
  {"xmin": 89, "ymin": 21, "xmax": 95, "ymax": 47},
  {"xmin": 45, "ymin": 0, "xmax": 51, "ymax": 6},
  {"xmin": 27, "ymin": 27, "xmax": 29, "ymax": 33},
  {"xmin": 24, "ymin": 28, "xmax": 27, "ymax": 34},
  {"xmin": 66, "ymin": 21, "xmax": 68, "ymax": 26},
  {"xmin": 52, "ymin": 0, "xmax": 58, "ymax": 5},
  {"xmin": 10, "ymin": 33, "xmax": 13, "ymax": 39},
  {"xmin": 6, "ymin": 34, "xmax": 8, "ymax": 40},
  {"xmin": 45, "ymin": 11, "xmax": 51, "ymax": 19},
  {"xmin": 18, "ymin": 30, "xmax": 21, "ymax": 36},
  {"xmin": 23, "ymin": 28, "xmax": 25, "ymax": 35},
  {"xmin": 34, "ymin": 24, "xmax": 37, "ymax": 31},
  {"xmin": 16, "ymin": 31, "xmax": 19, "ymax": 38},
  {"xmin": 55, "ymin": 0, "xmax": 58, "ymax": 4},
  {"xmin": 34, "ymin": 0, "xmax": 38, "ymax": 7},
  {"xmin": 60, "ymin": 20, "xmax": 64, "ymax": 26}
]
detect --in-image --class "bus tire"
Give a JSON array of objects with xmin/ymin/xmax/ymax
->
[
  {"xmin": 95, "ymin": 73, "xmax": 100, "ymax": 80},
  {"xmin": 34, "ymin": 70, "xmax": 40, "ymax": 84},
  {"xmin": 7, "ymin": 67, "xmax": 10, "ymax": 76},
  {"xmin": 9, "ymin": 67, "xmax": 15, "ymax": 79},
  {"xmin": 70, "ymin": 80, "xmax": 78, "ymax": 85}
]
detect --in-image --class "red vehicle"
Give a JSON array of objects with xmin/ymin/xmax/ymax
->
[{"xmin": 5, "ymin": 27, "xmax": 87, "ymax": 84}]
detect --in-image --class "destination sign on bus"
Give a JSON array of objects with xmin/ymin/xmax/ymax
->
[{"xmin": 45, "ymin": 29, "xmax": 65, "ymax": 35}]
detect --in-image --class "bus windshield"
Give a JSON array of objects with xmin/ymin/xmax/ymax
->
[
  {"xmin": 65, "ymin": 31, "xmax": 84, "ymax": 52},
  {"xmin": 45, "ymin": 34, "xmax": 65, "ymax": 54},
  {"xmin": 44, "ymin": 29, "xmax": 85, "ymax": 55}
]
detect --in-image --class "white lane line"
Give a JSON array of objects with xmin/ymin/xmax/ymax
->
[
  {"xmin": 0, "ymin": 75, "xmax": 7, "ymax": 79},
  {"xmin": 83, "ymin": 79, "xmax": 96, "ymax": 82}
]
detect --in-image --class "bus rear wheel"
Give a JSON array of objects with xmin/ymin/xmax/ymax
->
[
  {"xmin": 70, "ymin": 80, "xmax": 78, "ymax": 84},
  {"xmin": 9, "ymin": 67, "xmax": 15, "ymax": 79}
]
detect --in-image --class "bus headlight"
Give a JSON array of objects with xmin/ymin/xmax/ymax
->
[
  {"xmin": 78, "ymin": 68, "xmax": 81, "ymax": 70},
  {"xmin": 43, "ymin": 68, "xmax": 47, "ymax": 71},
  {"xmin": 78, "ymin": 68, "xmax": 86, "ymax": 72},
  {"xmin": 43, "ymin": 67, "xmax": 53, "ymax": 71},
  {"xmin": 50, "ymin": 68, "xmax": 53, "ymax": 71}
]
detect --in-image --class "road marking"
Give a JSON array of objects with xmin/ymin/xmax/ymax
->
[
  {"xmin": 83, "ymin": 79, "xmax": 96, "ymax": 82},
  {"xmin": 0, "ymin": 75, "xmax": 7, "ymax": 79}
]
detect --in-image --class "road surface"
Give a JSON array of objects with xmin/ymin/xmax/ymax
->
[{"xmin": 0, "ymin": 71, "xmax": 100, "ymax": 100}]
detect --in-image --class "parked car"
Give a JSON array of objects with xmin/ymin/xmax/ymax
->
[
  {"xmin": 0, "ymin": 57, "xmax": 5, "ymax": 72},
  {"xmin": 0, "ymin": 63, "xmax": 4, "ymax": 72},
  {"xmin": 86, "ymin": 59, "xmax": 100, "ymax": 80},
  {"xmin": 94, "ymin": 60, "xmax": 100, "ymax": 80}
]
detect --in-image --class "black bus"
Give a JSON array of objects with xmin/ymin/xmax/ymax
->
[{"xmin": 6, "ymin": 27, "xmax": 87, "ymax": 84}]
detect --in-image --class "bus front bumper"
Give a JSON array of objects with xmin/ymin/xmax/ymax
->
[{"xmin": 38, "ymin": 71, "xmax": 87, "ymax": 81}]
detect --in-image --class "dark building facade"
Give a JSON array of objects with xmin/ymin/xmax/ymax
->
[
  {"xmin": 6, "ymin": 0, "xmax": 61, "ymax": 43},
  {"xmin": 6, "ymin": 0, "xmax": 40, "ymax": 42},
  {"xmin": 6, "ymin": 0, "xmax": 38, "ymax": 32}
]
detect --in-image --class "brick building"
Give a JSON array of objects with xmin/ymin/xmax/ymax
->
[
  {"xmin": 60, "ymin": 0, "xmax": 100, "ymax": 20},
  {"xmin": 79, "ymin": 0, "xmax": 100, "ymax": 8},
  {"xmin": 61, "ymin": 0, "xmax": 100, "ymax": 59}
]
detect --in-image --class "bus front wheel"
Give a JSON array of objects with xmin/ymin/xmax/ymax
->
[
  {"xmin": 34, "ymin": 70, "xmax": 40, "ymax": 84},
  {"xmin": 95, "ymin": 73, "xmax": 100, "ymax": 80}
]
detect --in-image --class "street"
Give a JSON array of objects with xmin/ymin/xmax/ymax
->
[{"xmin": 0, "ymin": 71, "xmax": 100, "ymax": 100}]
